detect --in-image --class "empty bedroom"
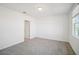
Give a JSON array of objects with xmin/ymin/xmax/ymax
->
[{"xmin": 0, "ymin": 3, "xmax": 79, "ymax": 55}]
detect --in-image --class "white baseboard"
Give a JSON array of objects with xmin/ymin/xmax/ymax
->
[
  {"xmin": 0, "ymin": 40, "xmax": 24, "ymax": 50},
  {"xmin": 32, "ymin": 37, "xmax": 69, "ymax": 42}
]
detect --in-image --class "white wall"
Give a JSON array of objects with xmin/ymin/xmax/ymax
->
[
  {"xmin": 69, "ymin": 4, "xmax": 79, "ymax": 54},
  {"xmin": 35, "ymin": 15, "xmax": 69, "ymax": 42},
  {"xmin": 0, "ymin": 6, "xmax": 25, "ymax": 50}
]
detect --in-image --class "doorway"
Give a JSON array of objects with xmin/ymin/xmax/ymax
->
[{"xmin": 24, "ymin": 20, "xmax": 30, "ymax": 41}]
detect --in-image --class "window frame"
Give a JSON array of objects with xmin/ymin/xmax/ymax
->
[{"xmin": 72, "ymin": 13, "xmax": 79, "ymax": 39}]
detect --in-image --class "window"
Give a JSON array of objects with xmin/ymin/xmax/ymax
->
[{"xmin": 72, "ymin": 14, "xmax": 79, "ymax": 39}]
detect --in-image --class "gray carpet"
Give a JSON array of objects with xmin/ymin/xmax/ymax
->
[{"xmin": 0, "ymin": 37, "xmax": 75, "ymax": 55}]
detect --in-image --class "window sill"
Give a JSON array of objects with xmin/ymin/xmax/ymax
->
[{"xmin": 72, "ymin": 34, "xmax": 79, "ymax": 39}]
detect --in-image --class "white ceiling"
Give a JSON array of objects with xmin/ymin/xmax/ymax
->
[{"xmin": 0, "ymin": 3, "xmax": 73, "ymax": 17}]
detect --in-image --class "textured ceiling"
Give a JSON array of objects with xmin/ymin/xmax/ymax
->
[{"xmin": 0, "ymin": 3, "xmax": 73, "ymax": 17}]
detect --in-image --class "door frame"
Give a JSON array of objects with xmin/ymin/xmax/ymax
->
[{"xmin": 24, "ymin": 20, "xmax": 30, "ymax": 40}]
